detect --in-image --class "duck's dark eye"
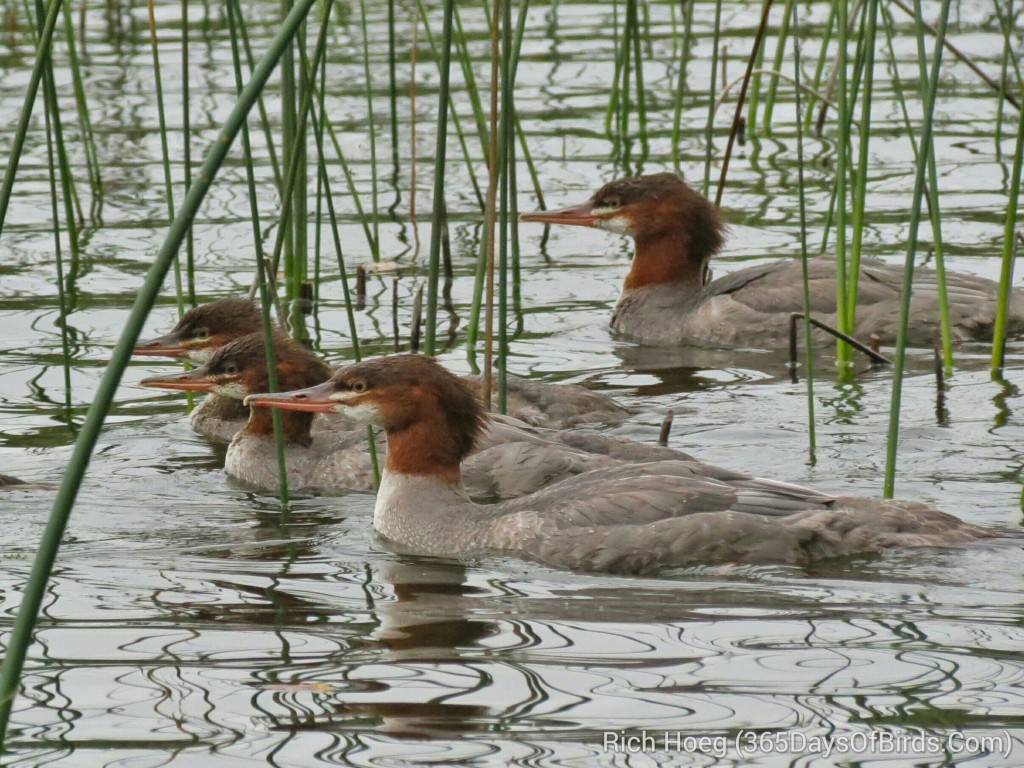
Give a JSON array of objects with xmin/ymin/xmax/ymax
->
[
  {"xmin": 601, "ymin": 197, "xmax": 620, "ymax": 209},
  {"xmin": 194, "ymin": 327, "xmax": 210, "ymax": 340},
  {"xmin": 223, "ymin": 362, "xmax": 239, "ymax": 375},
  {"xmin": 350, "ymin": 379, "xmax": 367, "ymax": 393}
]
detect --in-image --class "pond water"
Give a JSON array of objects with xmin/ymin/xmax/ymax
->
[{"xmin": 2, "ymin": 0, "xmax": 1024, "ymax": 765}]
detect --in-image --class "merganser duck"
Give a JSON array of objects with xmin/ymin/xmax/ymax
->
[
  {"xmin": 134, "ymin": 299, "xmax": 260, "ymax": 441},
  {"xmin": 134, "ymin": 299, "xmax": 631, "ymax": 438},
  {"xmin": 521, "ymin": 173, "xmax": 1024, "ymax": 348},
  {"xmin": 245, "ymin": 354, "xmax": 996, "ymax": 573},
  {"xmin": 140, "ymin": 332, "xmax": 689, "ymax": 498},
  {"xmin": 0, "ymin": 474, "xmax": 27, "ymax": 489}
]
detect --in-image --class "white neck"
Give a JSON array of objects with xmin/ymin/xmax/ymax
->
[{"xmin": 373, "ymin": 469, "xmax": 481, "ymax": 555}]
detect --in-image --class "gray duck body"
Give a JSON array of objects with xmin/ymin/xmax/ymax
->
[
  {"xmin": 373, "ymin": 461, "xmax": 994, "ymax": 574},
  {"xmin": 612, "ymin": 255, "xmax": 1024, "ymax": 348}
]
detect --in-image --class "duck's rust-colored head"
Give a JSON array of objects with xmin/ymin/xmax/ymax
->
[
  {"xmin": 141, "ymin": 332, "xmax": 331, "ymax": 444},
  {"xmin": 134, "ymin": 299, "xmax": 265, "ymax": 363},
  {"xmin": 248, "ymin": 354, "xmax": 486, "ymax": 478},
  {"xmin": 522, "ymin": 173, "xmax": 725, "ymax": 289}
]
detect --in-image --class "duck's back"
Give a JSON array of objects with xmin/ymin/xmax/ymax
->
[
  {"xmin": 480, "ymin": 461, "xmax": 992, "ymax": 573},
  {"xmin": 469, "ymin": 373, "xmax": 633, "ymax": 429},
  {"xmin": 613, "ymin": 255, "xmax": 1024, "ymax": 348}
]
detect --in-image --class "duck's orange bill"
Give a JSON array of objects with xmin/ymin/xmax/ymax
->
[
  {"xmin": 140, "ymin": 368, "xmax": 214, "ymax": 392},
  {"xmin": 245, "ymin": 381, "xmax": 337, "ymax": 414},
  {"xmin": 134, "ymin": 332, "xmax": 186, "ymax": 357},
  {"xmin": 520, "ymin": 200, "xmax": 598, "ymax": 227}
]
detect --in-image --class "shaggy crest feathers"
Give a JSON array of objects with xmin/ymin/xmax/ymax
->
[
  {"xmin": 173, "ymin": 298, "xmax": 264, "ymax": 340},
  {"xmin": 207, "ymin": 331, "xmax": 331, "ymax": 392},
  {"xmin": 334, "ymin": 354, "xmax": 487, "ymax": 463},
  {"xmin": 593, "ymin": 173, "xmax": 725, "ymax": 272},
  {"xmin": 208, "ymin": 331, "xmax": 331, "ymax": 446}
]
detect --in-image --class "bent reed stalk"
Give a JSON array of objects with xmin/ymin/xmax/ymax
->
[{"xmin": 0, "ymin": 0, "xmax": 319, "ymax": 746}]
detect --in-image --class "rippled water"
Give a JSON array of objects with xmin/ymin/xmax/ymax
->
[{"xmin": 2, "ymin": 0, "xmax": 1024, "ymax": 765}]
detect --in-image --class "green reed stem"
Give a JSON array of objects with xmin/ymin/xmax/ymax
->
[
  {"xmin": 883, "ymin": 0, "xmax": 951, "ymax": 498},
  {"xmin": 359, "ymin": 0, "xmax": 380, "ymax": 255},
  {"xmin": 387, "ymin": 0, "xmax": 399, "ymax": 170},
  {"xmin": 508, "ymin": 0, "xmax": 528, "ymax": 319},
  {"xmin": 147, "ymin": 0, "xmax": 186, "ymax": 326},
  {"xmin": 414, "ymin": 0, "xmax": 485, "ymax": 209},
  {"xmin": 466, "ymin": 230, "xmax": 488, "ymax": 354},
  {"xmin": 42, "ymin": 72, "xmax": 73, "ymax": 419},
  {"xmin": 227, "ymin": 0, "xmax": 292, "ymax": 504},
  {"xmin": 630, "ymin": 0, "xmax": 648, "ymax": 161},
  {"xmin": 30, "ymin": 0, "xmax": 79, "ymax": 265},
  {"xmin": 805, "ymin": 0, "xmax": 837, "ymax": 126},
  {"xmin": 761, "ymin": 0, "xmax": 793, "ymax": 133},
  {"xmin": 455, "ymin": 4, "xmax": 491, "ymax": 166},
  {"xmin": 703, "ymin": 0, "xmax": 723, "ymax": 197},
  {"xmin": 509, "ymin": 123, "xmax": 522, "ymax": 330},
  {"xmin": 880, "ymin": 4, "xmax": 952, "ymax": 370},
  {"xmin": 182, "ymin": 0, "xmax": 195, "ymax": 304},
  {"xmin": 60, "ymin": 0, "xmax": 101, "ymax": 210},
  {"xmin": 497, "ymin": 0, "xmax": 514, "ymax": 412},
  {"xmin": 21, "ymin": 0, "xmax": 80, "ymax": 254},
  {"xmin": 423, "ymin": 0, "xmax": 454, "ymax": 356},
  {"xmin": 831, "ymin": 0, "xmax": 852, "ymax": 366},
  {"xmin": 991, "ymin": 89, "xmax": 1024, "ymax": 371},
  {"xmin": 305, "ymin": 87, "xmax": 381, "ymax": 487},
  {"xmin": 606, "ymin": 0, "xmax": 624, "ymax": 140},
  {"xmin": 236, "ymin": 5, "xmax": 284, "ymax": 190},
  {"xmin": 845, "ymin": 0, "xmax": 877, "ymax": 335},
  {"xmin": 256, "ymin": 13, "xmax": 334, "ymax": 304},
  {"xmin": 818, "ymin": 0, "xmax": 866, "ymax": 259},
  {"xmin": 0, "ymin": 0, "xmax": 317, "ymax": 746},
  {"xmin": 280, "ymin": 0, "xmax": 298, "ymax": 329},
  {"xmin": 313, "ymin": 48, "xmax": 328, "ymax": 308},
  {"xmin": 907, "ymin": 0, "xmax": 952, "ymax": 371},
  {"xmin": 618, "ymin": 1, "xmax": 633, "ymax": 151},
  {"xmin": 291, "ymin": 15, "xmax": 310, "ymax": 339},
  {"xmin": 308, "ymin": 109, "xmax": 361, "ymax": 363},
  {"xmin": 482, "ymin": 0, "xmax": 501, "ymax": 402},
  {"xmin": 745, "ymin": 0, "xmax": 771, "ymax": 137},
  {"xmin": 0, "ymin": 0, "xmax": 62, "ymax": 240},
  {"xmin": 503, "ymin": 0, "xmax": 543, "ymax": 206},
  {"xmin": 671, "ymin": 0, "xmax": 695, "ymax": 172},
  {"xmin": 791, "ymin": 5, "xmax": 815, "ymax": 460},
  {"xmin": 320, "ymin": 108, "xmax": 379, "ymax": 254},
  {"xmin": 715, "ymin": 0, "xmax": 773, "ymax": 207}
]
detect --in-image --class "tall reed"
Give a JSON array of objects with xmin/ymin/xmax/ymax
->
[
  {"xmin": 791, "ymin": 3, "xmax": 816, "ymax": 461},
  {"xmin": 991, "ymin": 92, "xmax": 1024, "ymax": 372},
  {"xmin": 831, "ymin": 0, "xmax": 852, "ymax": 366},
  {"xmin": 422, "ymin": 0, "xmax": 455, "ymax": 356},
  {"xmin": 226, "ymin": 0, "xmax": 293, "ymax": 503},
  {"xmin": 883, "ymin": 0, "xmax": 952, "ymax": 498},
  {"xmin": 0, "ymin": 0, "xmax": 64, "ymax": 238}
]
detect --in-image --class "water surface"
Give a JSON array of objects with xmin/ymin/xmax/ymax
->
[{"xmin": 1, "ymin": 1, "xmax": 1023, "ymax": 765}]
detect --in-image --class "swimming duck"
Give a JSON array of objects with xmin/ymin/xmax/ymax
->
[
  {"xmin": 134, "ymin": 299, "xmax": 260, "ymax": 441},
  {"xmin": 140, "ymin": 332, "xmax": 688, "ymax": 499},
  {"xmin": 521, "ymin": 173, "xmax": 1024, "ymax": 349},
  {"xmin": 134, "ymin": 299, "xmax": 632, "ymax": 439},
  {"xmin": 245, "ymin": 354, "xmax": 995, "ymax": 574}
]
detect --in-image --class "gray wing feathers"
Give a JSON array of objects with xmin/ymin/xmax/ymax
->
[
  {"xmin": 517, "ymin": 500, "xmax": 992, "ymax": 574},
  {"xmin": 718, "ymin": 256, "xmax": 1024, "ymax": 344}
]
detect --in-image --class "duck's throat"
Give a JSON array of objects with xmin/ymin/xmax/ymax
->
[
  {"xmin": 624, "ymin": 232, "xmax": 705, "ymax": 291},
  {"xmin": 243, "ymin": 405, "xmax": 314, "ymax": 447},
  {"xmin": 384, "ymin": 420, "xmax": 463, "ymax": 484},
  {"xmin": 373, "ymin": 470, "xmax": 473, "ymax": 553}
]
